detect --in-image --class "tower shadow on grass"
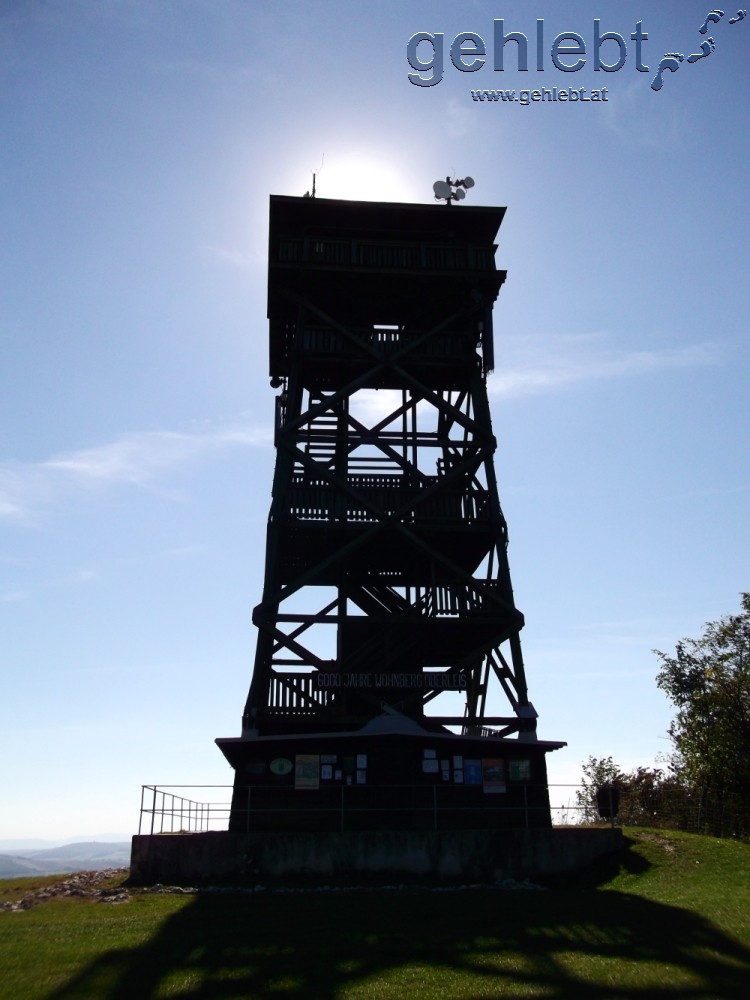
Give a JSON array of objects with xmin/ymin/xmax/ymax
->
[
  {"xmin": 545, "ymin": 832, "xmax": 653, "ymax": 890},
  {"xmin": 44, "ymin": 878, "xmax": 750, "ymax": 999}
]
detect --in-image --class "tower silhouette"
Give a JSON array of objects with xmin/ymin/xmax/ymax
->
[{"xmin": 217, "ymin": 194, "xmax": 564, "ymax": 831}]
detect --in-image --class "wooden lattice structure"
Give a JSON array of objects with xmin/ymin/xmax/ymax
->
[{"xmin": 217, "ymin": 195, "xmax": 563, "ymax": 831}]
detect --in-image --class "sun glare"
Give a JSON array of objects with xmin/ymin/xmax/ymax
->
[{"xmin": 309, "ymin": 157, "xmax": 420, "ymax": 203}]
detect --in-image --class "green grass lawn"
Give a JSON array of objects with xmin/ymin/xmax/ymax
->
[{"xmin": 1, "ymin": 829, "xmax": 749, "ymax": 999}]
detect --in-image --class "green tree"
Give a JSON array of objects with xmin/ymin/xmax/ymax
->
[
  {"xmin": 655, "ymin": 593, "xmax": 750, "ymax": 825},
  {"xmin": 575, "ymin": 757, "xmax": 689, "ymax": 828},
  {"xmin": 575, "ymin": 755, "xmax": 625, "ymax": 823}
]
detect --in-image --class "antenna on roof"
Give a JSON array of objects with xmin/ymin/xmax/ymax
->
[
  {"xmin": 433, "ymin": 175, "xmax": 475, "ymax": 205},
  {"xmin": 303, "ymin": 155, "xmax": 324, "ymax": 198}
]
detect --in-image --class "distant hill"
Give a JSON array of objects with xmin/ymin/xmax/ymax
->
[
  {"xmin": 0, "ymin": 841, "xmax": 131, "ymax": 878},
  {"xmin": 0, "ymin": 855, "xmax": 51, "ymax": 877},
  {"xmin": 0, "ymin": 839, "xmax": 55, "ymax": 851},
  {"xmin": 0, "ymin": 834, "xmax": 132, "ymax": 851}
]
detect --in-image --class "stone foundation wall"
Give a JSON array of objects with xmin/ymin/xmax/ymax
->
[{"xmin": 130, "ymin": 827, "xmax": 622, "ymax": 885}]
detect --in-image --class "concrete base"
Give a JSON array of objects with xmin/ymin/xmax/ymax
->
[{"xmin": 130, "ymin": 828, "xmax": 622, "ymax": 885}]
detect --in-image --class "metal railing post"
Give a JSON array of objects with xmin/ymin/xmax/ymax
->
[{"xmin": 150, "ymin": 786, "xmax": 157, "ymax": 835}]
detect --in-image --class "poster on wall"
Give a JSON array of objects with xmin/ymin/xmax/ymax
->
[
  {"xmin": 509, "ymin": 759, "xmax": 532, "ymax": 781},
  {"xmin": 464, "ymin": 759, "xmax": 482, "ymax": 785},
  {"xmin": 482, "ymin": 758, "xmax": 507, "ymax": 794},
  {"xmin": 270, "ymin": 758, "xmax": 294, "ymax": 777},
  {"xmin": 295, "ymin": 754, "xmax": 320, "ymax": 790}
]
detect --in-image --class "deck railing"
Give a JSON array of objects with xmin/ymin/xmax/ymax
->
[
  {"xmin": 284, "ymin": 479, "xmax": 490, "ymax": 524},
  {"xmin": 138, "ymin": 783, "xmax": 750, "ymax": 839},
  {"xmin": 137, "ymin": 784, "xmax": 603, "ymax": 835},
  {"xmin": 276, "ymin": 238, "xmax": 495, "ymax": 272}
]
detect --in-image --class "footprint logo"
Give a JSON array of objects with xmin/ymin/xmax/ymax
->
[
  {"xmin": 651, "ymin": 53, "xmax": 684, "ymax": 92},
  {"xmin": 651, "ymin": 8, "xmax": 745, "ymax": 92}
]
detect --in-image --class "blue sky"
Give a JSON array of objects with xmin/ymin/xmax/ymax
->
[{"xmin": 1, "ymin": 1, "xmax": 748, "ymax": 840}]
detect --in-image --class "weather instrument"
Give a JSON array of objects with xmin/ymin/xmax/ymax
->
[{"xmin": 432, "ymin": 175, "xmax": 475, "ymax": 204}]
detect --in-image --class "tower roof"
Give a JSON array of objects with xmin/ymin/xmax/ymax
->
[{"xmin": 268, "ymin": 194, "xmax": 506, "ymax": 245}]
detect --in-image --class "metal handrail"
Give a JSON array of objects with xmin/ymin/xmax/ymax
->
[{"xmin": 137, "ymin": 783, "xmax": 599, "ymax": 836}]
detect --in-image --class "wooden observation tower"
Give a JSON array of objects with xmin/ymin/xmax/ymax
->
[{"xmin": 217, "ymin": 187, "xmax": 564, "ymax": 831}]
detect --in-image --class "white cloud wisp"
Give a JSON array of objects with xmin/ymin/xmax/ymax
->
[
  {"xmin": 489, "ymin": 334, "xmax": 720, "ymax": 399},
  {"xmin": 0, "ymin": 418, "xmax": 272, "ymax": 523}
]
